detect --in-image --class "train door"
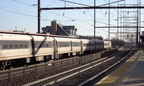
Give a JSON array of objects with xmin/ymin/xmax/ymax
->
[
  {"xmin": 31, "ymin": 38, "xmax": 35, "ymax": 57},
  {"xmin": 95, "ymin": 41, "xmax": 96, "ymax": 51},
  {"xmin": 70, "ymin": 41, "xmax": 72, "ymax": 51},
  {"xmin": 53, "ymin": 39, "xmax": 58, "ymax": 60},
  {"xmin": 80, "ymin": 39, "xmax": 83, "ymax": 54}
]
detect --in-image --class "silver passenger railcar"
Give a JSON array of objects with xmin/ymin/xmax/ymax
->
[
  {"xmin": 0, "ymin": 33, "xmax": 55, "ymax": 69},
  {"xmin": 70, "ymin": 38, "xmax": 81, "ymax": 55},
  {"xmin": 0, "ymin": 32, "xmax": 112, "ymax": 70},
  {"xmin": 0, "ymin": 34, "xmax": 32, "ymax": 69},
  {"xmin": 95, "ymin": 39, "xmax": 104, "ymax": 51},
  {"xmin": 31, "ymin": 35, "xmax": 54, "ymax": 61},
  {"xmin": 104, "ymin": 40, "xmax": 112, "ymax": 49}
]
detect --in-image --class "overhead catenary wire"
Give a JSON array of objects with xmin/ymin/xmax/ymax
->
[
  {"xmin": 0, "ymin": 6, "xmax": 95, "ymax": 34},
  {"xmin": 0, "ymin": 6, "xmax": 52, "ymax": 22},
  {"xmin": 10, "ymin": 0, "xmax": 118, "ymax": 25},
  {"xmin": 11, "ymin": 0, "xmax": 93, "ymax": 25},
  {"xmin": 0, "ymin": 7, "xmax": 36, "ymax": 18},
  {"xmin": 4, "ymin": 0, "xmax": 120, "ymax": 36},
  {"xmin": 44, "ymin": 0, "xmax": 115, "ymax": 25},
  {"xmin": 47, "ymin": 0, "xmax": 58, "ymax": 7},
  {"xmin": 53, "ymin": 0, "xmax": 125, "ymax": 26},
  {"xmin": 11, "ymin": 0, "xmax": 116, "ymax": 26},
  {"xmin": 59, "ymin": 0, "xmax": 91, "ymax": 7},
  {"xmin": 58, "ymin": 0, "xmax": 116, "ymax": 26},
  {"xmin": 12, "ymin": 0, "xmax": 35, "ymax": 7}
]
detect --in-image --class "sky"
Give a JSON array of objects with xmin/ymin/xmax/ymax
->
[{"xmin": 0, "ymin": 0, "xmax": 144, "ymax": 39}]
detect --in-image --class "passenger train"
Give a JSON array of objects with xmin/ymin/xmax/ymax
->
[{"xmin": 0, "ymin": 32, "xmax": 111, "ymax": 69}]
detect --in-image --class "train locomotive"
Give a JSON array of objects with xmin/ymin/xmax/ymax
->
[{"xmin": 0, "ymin": 32, "xmax": 111, "ymax": 69}]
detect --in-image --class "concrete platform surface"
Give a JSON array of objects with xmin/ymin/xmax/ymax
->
[
  {"xmin": 118, "ymin": 51, "xmax": 144, "ymax": 86},
  {"xmin": 95, "ymin": 50, "xmax": 143, "ymax": 86}
]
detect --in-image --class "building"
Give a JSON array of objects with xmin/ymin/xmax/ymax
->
[
  {"xmin": 42, "ymin": 20, "xmax": 77, "ymax": 37},
  {"xmin": 42, "ymin": 20, "xmax": 103, "ymax": 40}
]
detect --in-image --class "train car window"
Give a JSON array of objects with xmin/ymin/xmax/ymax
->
[
  {"xmin": 9, "ymin": 45, "xmax": 13, "ymax": 49},
  {"xmin": 43, "ymin": 43, "xmax": 46, "ymax": 47},
  {"xmin": 34, "ymin": 42, "xmax": 37, "ymax": 47},
  {"xmin": 42, "ymin": 42, "xmax": 48, "ymax": 48},
  {"xmin": 46, "ymin": 43, "xmax": 49, "ymax": 47},
  {"xmin": 90, "ymin": 42, "xmax": 94, "ymax": 46},
  {"xmin": 2, "ymin": 40, "xmax": 30, "ymax": 49},
  {"xmin": 83, "ymin": 43, "xmax": 89, "ymax": 46},
  {"xmin": 46, "ymin": 43, "xmax": 48, "ymax": 47},
  {"xmin": 34, "ymin": 41, "xmax": 39, "ymax": 48},
  {"xmin": 15, "ymin": 45, "xmax": 18, "ymax": 49},
  {"xmin": 59, "ymin": 42, "xmax": 70, "ymax": 47},
  {"xmin": 39, "ymin": 41, "xmax": 42, "ymax": 47},
  {"xmin": 34, "ymin": 41, "xmax": 51, "ymax": 48},
  {"xmin": 72, "ymin": 42, "xmax": 80, "ymax": 46},
  {"xmin": 41, "ymin": 43, "xmax": 44, "ymax": 48},
  {"xmin": 24, "ymin": 45, "xmax": 28, "ymax": 48},
  {"xmin": 44, "ymin": 42, "xmax": 51, "ymax": 47},
  {"xmin": 20, "ymin": 45, "xmax": 23, "ymax": 48},
  {"xmin": 3, "ymin": 45, "xmax": 8, "ymax": 49},
  {"xmin": 36, "ymin": 41, "xmax": 39, "ymax": 48}
]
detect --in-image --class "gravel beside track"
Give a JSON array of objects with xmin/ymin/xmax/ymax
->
[
  {"xmin": 52, "ymin": 49, "xmax": 135, "ymax": 86},
  {"xmin": 0, "ymin": 49, "xmax": 128, "ymax": 86}
]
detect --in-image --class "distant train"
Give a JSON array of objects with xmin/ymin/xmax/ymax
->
[{"xmin": 0, "ymin": 32, "xmax": 111, "ymax": 69}]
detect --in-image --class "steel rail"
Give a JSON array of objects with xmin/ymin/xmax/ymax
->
[
  {"xmin": 22, "ymin": 58, "xmax": 107, "ymax": 86},
  {"xmin": 22, "ymin": 49, "xmax": 125, "ymax": 86},
  {"xmin": 78, "ymin": 48, "xmax": 136, "ymax": 86}
]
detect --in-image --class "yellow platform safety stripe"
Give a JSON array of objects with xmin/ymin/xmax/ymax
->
[{"xmin": 96, "ymin": 50, "xmax": 142, "ymax": 86}]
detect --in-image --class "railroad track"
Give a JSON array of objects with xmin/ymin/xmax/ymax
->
[
  {"xmin": 21, "ymin": 48, "xmax": 135, "ymax": 86},
  {"xmin": 0, "ymin": 49, "xmax": 104, "ymax": 86},
  {"xmin": 53, "ymin": 48, "xmax": 135, "ymax": 86},
  {"xmin": 22, "ymin": 57, "xmax": 109, "ymax": 86},
  {"xmin": 79, "ymin": 48, "xmax": 136, "ymax": 86},
  {"xmin": 0, "ymin": 48, "xmax": 134, "ymax": 86}
]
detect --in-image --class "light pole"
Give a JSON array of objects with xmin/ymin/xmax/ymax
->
[{"xmin": 38, "ymin": 0, "xmax": 41, "ymax": 33}]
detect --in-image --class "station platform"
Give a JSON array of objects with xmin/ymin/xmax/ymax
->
[{"xmin": 95, "ymin": 50, "xmax": 144, "ymax": 86}]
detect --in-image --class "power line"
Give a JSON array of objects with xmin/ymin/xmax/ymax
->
[
  {"xmin": 58, "ymin": 0, "xmax": 115, "ymax": 26},
  {"xmin": 47, "ymin": 0, "xmax": 58, "ymax": 7},
  {"xmin": 99, "ymin": 0, "xmax": 125, "ymax": 6},
  {"xmin": 11, "ymin": 0, "xmax": 92, "ymax": 24},
  {"xmin": 9, "ymin": 0, "xmax": 119, "ymax": 33},
  {"xmin": 59, "ymin": 0, "xmax": 91, "ymax": 6},
  {"xmin": 0, "ymin": 7, "xmax": 36, "ymax": 17},
  {"xmin": 11, "ymin": 0, "xmax": 111, "ymax": 26},
  {"xmin": 11, "ymin": 0, "xmax": 94, "ymax": 30},
  {"xmin": 12, "ymin": 0, "xmax": 34, "ymax": 7},
  {"xmin": 0, "ymin": 6, "xmax": 51, "ymax": 21}
]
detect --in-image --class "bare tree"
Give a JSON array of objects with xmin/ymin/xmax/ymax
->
[{"xmin": 111, "ymin": 38, "xmax": 125, "ymax": 48}]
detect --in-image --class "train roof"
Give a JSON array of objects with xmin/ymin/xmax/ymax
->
[
  {"xmin": 0, "ymin": 31, "xmax": 79, "ymax": 38},
  {"xmin": 79, "ymin": 35, "xmax": 103, "ymax": 40},
  {"xmin": 0, "ymin": 31, "xmax": 104, "ymax": 41}
]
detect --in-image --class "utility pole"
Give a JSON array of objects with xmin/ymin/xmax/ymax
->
[
  {"xmin": 94, "ymin": 0, "xmax": 96, "ymax": 51},
  {"xmin": 136, "ymin": 6, "xmax": 139, "ymax": 47},
  {"xmin": 138, "ymin": 0, "xmax": 141, "ymax": 46},
  {"xmin": 117, "ymin": 2, "xmax": 119, "ymax": 39},
  {"xmin": 38, "ymin": 0, "xmax": 41, "ymax": 33},
  {"xmin": 108, "ymin": 0, "xmax": 110, "ymax": 40},
  {"xmin": 94, "ymin": 0, "xmax": 96, "ymax": 39}
]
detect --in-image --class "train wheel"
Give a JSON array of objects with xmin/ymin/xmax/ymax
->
[
  {"xmin": 0, "ymin": 61, "xmax": 8, "ymax": 70},
  {"xmin": 44, "ymin": 56, "xmax": 50, "ymax": 62}
]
